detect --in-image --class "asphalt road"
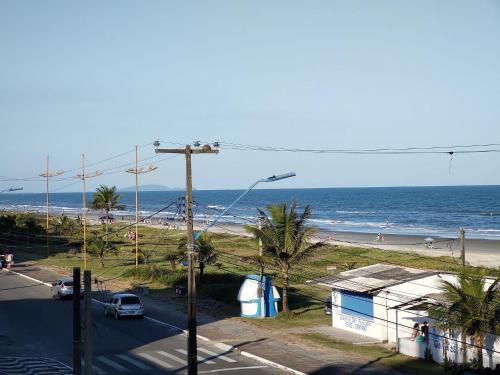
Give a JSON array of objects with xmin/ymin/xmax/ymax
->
[{"xmin": 0, "ymin": 270, "xmax": 284, "ymax": 375}]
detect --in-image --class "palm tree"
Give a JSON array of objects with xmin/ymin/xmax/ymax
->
[
  {"xmin": 87, "ymin": 233, "xmax": 118, "ymax": 268},
  {"xmin": 245, "ymin": 201, "xmax": 326, "ymax": 312},
  {"xmin": 91, "ymin": 185, "xmax": 123, "ymax": 243},
  {"xmin": 428, "ymin": 271, "xmax": 500, "ymax": 368},
  {"xmin": 164, "ymin": 248, "xmax": 184, "ymax": 270},
  {"xmin": 178, "ymin": 234, "xmax": 218, "ymax": 278}
]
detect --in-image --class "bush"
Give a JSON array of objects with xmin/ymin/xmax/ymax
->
[{"xmin": 124, "ymin": 265, "xmax": 186, "ymax": 287}]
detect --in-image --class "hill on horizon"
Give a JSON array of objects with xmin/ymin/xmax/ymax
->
[{"xmin": 118, "ymin": 184, "xmax": 183, "ymax": 192}]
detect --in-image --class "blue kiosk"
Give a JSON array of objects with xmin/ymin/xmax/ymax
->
[{"xmin": 237, "ymin": 274, "xmax": 281, "ymax": 318}]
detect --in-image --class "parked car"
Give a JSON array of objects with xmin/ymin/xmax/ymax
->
[
  {"xmin": 104, "ymin": 293, "xmax": 144, "ymax": 320},
  {"xmin": 51, "ymin": 277, "xmax": 85, "ymax": 300},
  {"xmin": 0, "ymin": 255, "xmax": 6, "ymax": 269},
  {"xmin": 324, "ymin": 295, "xmax": 332, "ymax": 315}
]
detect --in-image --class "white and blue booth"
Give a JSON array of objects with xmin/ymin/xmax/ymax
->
[{"xmin": 237, "ymin": 274, "xmax": 281, "ymax": 318}]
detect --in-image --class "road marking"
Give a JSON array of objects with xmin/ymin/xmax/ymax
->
[
  {"xmin": 137, "ymin": 353, "xmax": 174, "ymax": 368},
  {"xmin": 82, "ymin": 359, "xmax": 107, "ymax": 374},
  {"xmin": 116, "ymin": 354, "xmax": 152, "ymax": 370},
  {"xmin": 199, "ymin": 366, "xmax": 268, "ymax": 373},
  {"xmin": 198, "ymin": 348, "xmax": 237, "ymax": 363},
  {"xmin": 97, "ymin": 356, "xmax": 129, "ymax": 372},
  {"xmin": 156, "ymin": 350, "xmax": 187, "ymax": 365},
  {"xmin": 176, "ymin": 349, "xmax": 216, "ymax": 364}
]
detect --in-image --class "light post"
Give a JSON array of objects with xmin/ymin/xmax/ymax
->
[
  {"xmin": 194, "ymin": 172, "xmax": 296, "ymax": 241},
  {"xmin": 75, "ymin": 154, "xmax": 102, "ymax": 270},
  {"xmin": 126, "ymin": 145, "xmax": 157, "ymax": 269},
  {"xmin": 39, "ymin": 156, "xmax": 63, "ymax": 257}
]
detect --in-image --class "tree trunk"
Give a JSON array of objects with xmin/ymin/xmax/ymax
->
[
  {"xmin": 170, "ymin": 260, "xmax": 176, "ymax": 270},
  {"xmin": 282, "ymin": 266, "xmax": 289, "ymax": 312},
  {"xmin": 199, "ymin": 262, "xmax": 205, "ymax": 277},
  {"xmin": 476, "ymin": 335, "xmax": 484, "ymax": 369},
  {"xmin": 461, "ymin": 329, "xmax": 467, "ymax": 365},
  {"xmin": 104, "ymin": 209, "xmax": 109, "ymax": 244}
]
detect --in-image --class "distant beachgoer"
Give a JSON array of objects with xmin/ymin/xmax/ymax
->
[
  {"xmin": 410, "ymin": 323, "xmax": 420, "ymax": 341},
  {"xmin": 376, "ymin": 233, "xmax": 384, "ymax": 241}
]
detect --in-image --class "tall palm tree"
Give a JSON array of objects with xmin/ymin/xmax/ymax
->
[
  {"xmin": 245, "ymin": 201, "xmax": 325, "ymax": 312},
  {"xmin": 428, "ymin": 271, "xmax": 500, "ymax": 368},
  {"xmin": 91, "ymin": 185, "xmax": 123, "ymax": 243}
]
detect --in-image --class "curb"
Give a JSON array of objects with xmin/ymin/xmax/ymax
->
[{"xmin": 3, "ymin": 267, "xmax": 306, "ymax": 375}]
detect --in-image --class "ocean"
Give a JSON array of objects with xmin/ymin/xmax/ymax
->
[{"xmin": 1, "ymin": 186, "xmax": 500, "ymax": 240}]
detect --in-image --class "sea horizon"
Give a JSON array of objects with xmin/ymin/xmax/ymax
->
[{"xmin": 1, "ymin": 185, "xmax": 500, "ymax": 241}]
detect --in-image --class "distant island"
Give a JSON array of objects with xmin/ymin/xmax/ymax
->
[{"xmin": 118, "ymin": 184, "xmax": 184, "ymax": 192}]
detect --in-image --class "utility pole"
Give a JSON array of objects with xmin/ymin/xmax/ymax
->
[
  {"xmin": 75, "ymin": 154, "xmax": 102, "ymax": 269},
  {"xmin": 73, "ymin": 267, "xmax": 82, "ymax": 375},
  {"xmin": 258, "ymin": 220, "xmax": 265, "ymax": 318},
  {"xmin": 155, "ymin": 143, "xmax": 218, "ymax": 375},
  {"xmin": 83, "ymin": 270, "xmax": 93, "ymax": 375},
  {"xmin": 459, "ymin": 228, "xmax": 465, "ymax": 268},
  {"xmin": 126, "ymin": 145, "xmax": 157, "ymax": 269},
  {"xmin": 39, "ymin": 156, "xmax": 63, "ymax": 256}
]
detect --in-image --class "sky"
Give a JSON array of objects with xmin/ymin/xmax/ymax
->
[{"xmin": 1, "ymin": 1, "xmax": 499, "ymax": 193}]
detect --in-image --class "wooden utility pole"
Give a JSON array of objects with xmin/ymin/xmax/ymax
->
[
  {"xmin": 39, "ymin": 156, "xmax": 62, "ymax": 256},
  {"xmin": 83, "ymin": 270, "xmax": 93, "ymax": 375},
  {"xmin": 75, "ymin": 154, "xmax": 102, "ymax": 269},
  {"xmin": 459, "ymin": 228, "xmax": 465, "ymax": 268},
  {"xmin": 155, "ymin": 143, "xmax": 218, "ymax": 375},
  {"xmin": 126, "ymin": 145, "xmax": 157, "ymax": 269},
  {"xmin": 73, "ymin": 267, "xmax": 82, "ymax": 375}
]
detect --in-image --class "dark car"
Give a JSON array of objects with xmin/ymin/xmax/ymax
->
[{"xmin": 0, "ymin": 255, "xmax": 6, "ymax": 269}]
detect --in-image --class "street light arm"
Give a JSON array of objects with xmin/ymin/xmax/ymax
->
[{"xmin": 194, "ymin": 171, "xmax": 295, "ymax": 241}]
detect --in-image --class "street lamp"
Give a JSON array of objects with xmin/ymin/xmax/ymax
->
[{"xmin": 194, "ymin": 172, "xmax": 296, "ymax": 240}]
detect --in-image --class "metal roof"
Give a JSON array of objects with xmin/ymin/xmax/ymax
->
[{"xmin": 311, "ymin": 263, "xmax": 438, "ymax": 294}]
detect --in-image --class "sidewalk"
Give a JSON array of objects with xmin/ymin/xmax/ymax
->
[{"xmin": 7, "ymin": 259, "xmax": 407, "ymax": 375}]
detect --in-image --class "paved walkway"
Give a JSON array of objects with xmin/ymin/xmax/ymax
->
[{"xmin": 5, "ymin": 259, "xmax": 408, "ymax": 374}]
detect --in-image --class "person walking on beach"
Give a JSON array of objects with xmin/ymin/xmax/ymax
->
[
  {"xmin": 410, "ymin": 323, "xmax": 420, "ymax": 341},
  {"xmin": 376, "ymin": 233, "xmax": 384, "ymax": 241}
]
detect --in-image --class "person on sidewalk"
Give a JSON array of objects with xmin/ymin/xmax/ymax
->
[{"xmin": 5, "ymin": 249, "xmax": 13, "ymax": 269}]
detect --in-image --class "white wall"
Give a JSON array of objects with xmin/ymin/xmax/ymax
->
[{"xmin": 330, "ymin": 273, "xmax": 500, "ymax": 369}]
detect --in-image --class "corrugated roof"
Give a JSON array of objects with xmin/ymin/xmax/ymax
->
[{"xmin": 311, "ymin": 263, "xmax": 438, "ymax": 293}]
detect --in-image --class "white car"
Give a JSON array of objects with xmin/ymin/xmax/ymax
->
[
  {"xmin": 51, "ymin": 277, "xmax": 85, "ymax": 300},
  {"xmin": 104, "ymin": 293, "xmax": 144, "ymax": 320}
]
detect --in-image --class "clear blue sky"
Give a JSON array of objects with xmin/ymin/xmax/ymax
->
[{"xmin": 1, "ymin": 1, "xmax": 499, "ymax": 192}]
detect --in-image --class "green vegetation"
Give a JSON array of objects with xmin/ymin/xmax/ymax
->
[{"xmin": 178, "ymin": 233, "xmax": 218, "ymax": 278}]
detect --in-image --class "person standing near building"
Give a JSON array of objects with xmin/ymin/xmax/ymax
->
[
  {"xmin": 410, "ymin": 323, "xmax": 420, "ymax": 341},
  {"xmin": 421, "ymin": 321, "xmax": 429, "ymax": 342}
]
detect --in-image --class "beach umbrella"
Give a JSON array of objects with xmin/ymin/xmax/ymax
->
[{"xmin": 424, "ymin": 237, "xmax": 434, "ymax": 243}]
